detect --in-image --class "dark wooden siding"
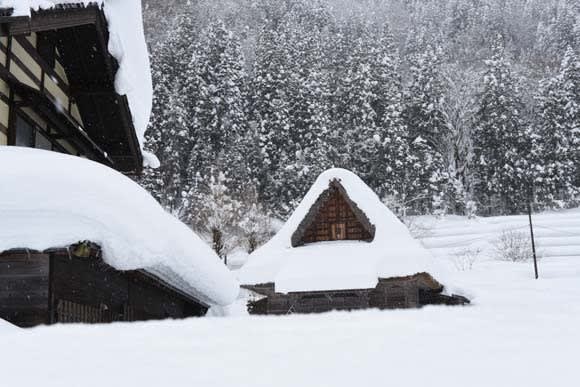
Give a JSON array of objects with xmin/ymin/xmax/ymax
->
[
  {"xmin": 0, "ymin": 252, "xmax": 50, "ymax": 327},
  {"xmin": 246, "ymin": 275, "xmax": 468, "ymax": 315},
  {"xmin": 50, "ymin": 252, "xmax": 129, "ymax": 323},
  {"xmin": 1, "ymin": 248, "xmax": 208, "ymax": 328},
  {"xmin": 302, "ymin": 185, "xmax": 373, "ymax": 244},
  {"xmin": 50, "ymin": 252, "xmax": 206, "ymax": 324},
  {"xmin": 369, "ymin": 279, "xmax": 420, "ymax": 309},
  {"xmin": 248, "ymin": 285, "xmax": 371, "ymax": 315}
]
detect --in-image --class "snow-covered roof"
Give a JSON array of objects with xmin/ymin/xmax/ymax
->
[
  {"xmin": 0, "ymin": 0, "xmax": 155, "ymax": 165},
  {"xmin": 238, "ymin": 168, "xmax": 451, "ymax": 293},
  {"xmin": 0, "ymin": 147, "xmax": 238, "ymax": 306},
  {"xmin": 0, "ymin": 318, "xmax": 17, "ymax": 333}
]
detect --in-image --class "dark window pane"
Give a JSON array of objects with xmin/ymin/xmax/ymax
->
[
  {"xmin": 35, "ymin": 130, "xmax": 52, "ymax": 150},
  {"xmin": 14, "ymin": 115, "xmax": 34, "ymax": 147}
]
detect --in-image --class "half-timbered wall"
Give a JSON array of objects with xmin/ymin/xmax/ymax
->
[
  {"xmin": 301, "ymin": 185, "xmax": 373, "ymax": 244},
  {"xmin": 0, "ymin": 33, "xmax": 84, "ymax": 155},
  {"xmin": 0, "ymin": 36, "xmax": 9, "ymax": 144}
]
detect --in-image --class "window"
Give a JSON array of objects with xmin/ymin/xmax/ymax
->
[
  {"xmin": 14, "ymin": 114, "xmax": 34, "ymax": 147},
  {"xmin": 13, "ymin": 113, "xmax": 57, "ymax": 151},
  {"xmin": 331, "ymin": 223, "xmax": 346, "ymax": 240},
  {"xmin": 35, "ymin": 130, "xmax": 52, "ymax": 150}
]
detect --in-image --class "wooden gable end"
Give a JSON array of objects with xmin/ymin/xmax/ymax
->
[{"xmin": 291, "ymin": 180, "xmax": 375, "ymax": 247}]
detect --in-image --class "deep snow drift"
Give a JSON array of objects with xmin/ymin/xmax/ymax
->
[
  {"xmin": 1, "ymin": 207, "xmax": 579, "ymax": 386},
  {"xmin": 1, "ymin": 0, "xmax": 154, "ymax": 164},
  {"xmin": 1, "ymin": 260, "xmax": 579, "ymax": 387},
  {"xmin": 0, "ymin": 318, "xmax": 16, "ymax": 333},
  {"xmin": 0, "ymin": 147, "xmax": 238, "ymax": 306},
  {"xmin": 239, "ymin": 168, "xmax": 452, "ymax": 293}
]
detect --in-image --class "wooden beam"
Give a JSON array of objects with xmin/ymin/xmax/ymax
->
[
  {"xmin": 14, "ymin": 35, "xmax": 69, "ymax": 94},
  {"xmin": 6, "ymin": 7, "xmax": 99, "ymax": 36}
]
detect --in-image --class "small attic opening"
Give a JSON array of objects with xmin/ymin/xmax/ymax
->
[{"xmin": 291, "ymin": 179, "xmax": 376, "ymax": 247}]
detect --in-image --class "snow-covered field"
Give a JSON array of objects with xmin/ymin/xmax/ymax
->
[{"xmin": 2, "ymin": 209, "xmax": 579, "ymax": 387}]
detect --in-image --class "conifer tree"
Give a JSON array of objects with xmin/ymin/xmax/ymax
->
[
  {"xmin": 188, "ymin": 20, "xmax": 248, "ymax": 183},
  {"xmin": 404, "ymin": 43, "xmax": 450, "ymax": 214},
  {"xmin": 473, "ymin": 36, "xmax": 531, "ymax": 215},
  {"xmin": 533, "ymin": 46, "xmax": 580, "ymax": 206},
  {"xmin": 250, "ymin": 26, "xmax": 293, "ymax": 217},
  {"xmin": 277, "ymin": 12, "xmax": 333, "ymax": 213},
  {"xmin": 140, "ymin": 13, "xmax": 201, "ymax": 217},
  {"xmin": 370, "ymin": 25, "xmax": 413, "ymax": 204},
  {"xmin": 337, "ymin": 29, "xmax": 379, "ymax": 183}
]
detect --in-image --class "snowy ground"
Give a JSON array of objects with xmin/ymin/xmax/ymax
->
[{"xmin": 2, "ymin": 209, "xmax": 579, "ymax": 387}]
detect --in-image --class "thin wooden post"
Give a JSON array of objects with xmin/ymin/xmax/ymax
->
[{"xmin": 527, "ymin": 188, "xmax": 539, "ymax": 279}]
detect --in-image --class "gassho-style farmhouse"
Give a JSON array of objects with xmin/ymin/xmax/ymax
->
[
  {"xmin": 239, "ymin": 169, "xmax": 469, "ymax": 315},
  {"xmin": 0, "ymin": 2, "xmax": 468, "ymax": 328}
]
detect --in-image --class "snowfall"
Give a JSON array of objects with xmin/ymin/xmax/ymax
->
[{"xmin": 2, "ymin": 204, "xmax": 579, "ymax": 386}]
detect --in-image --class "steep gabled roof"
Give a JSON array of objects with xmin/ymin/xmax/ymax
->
[
  {"xmin": 291, "ymin": 179, "xmax": 376, "ymax": 247},
  {"xmin": 238, "ymin": 168, "xmax": 453, "ymax": 294}
]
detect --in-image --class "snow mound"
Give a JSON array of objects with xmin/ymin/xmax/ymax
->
[
  {"xmin": 1, "ymin": 0, "xmax": 153, "ymax": 159},
  {"xmin": 238, "ymin": 168, "xmax": 453, "ymax": 293},
  {"xmin": 0, "ymin": 318, "xmax": 17, "ymax": 333},
  {"xmin": 0, "ymin": 147, "xmax": 238, "ymax": 306}
]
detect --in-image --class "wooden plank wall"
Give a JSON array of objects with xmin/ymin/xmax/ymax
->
[
  {"xmin": 1, "ymin": 250, "xmax": 207, "ymax": 327},
  {"xmin": 302, "ymin": 186, "xmax": 372, "ymax": 244},
  {"xmin": 248, "ymin": 279, "xmax": 425, "ymax": 315},
  {"xmin": 50, "ymin": 253, "xmax": 205, "ymax": 324},
  {"xmin": 51, "ymin": 253, "xmax": 130, "ymax": 322},
  {"xmin": 0, "ymin": 252, "xmax": 50, "ymax": 327}
]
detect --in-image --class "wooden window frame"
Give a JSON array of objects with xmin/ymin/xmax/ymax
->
[
  {"xmin": 331, "ymin": 222, "xmax": 347, "ymax": 241},
  {"xmin": 10, "ymin": 106, "xmax": 69, "ymax": 153}
]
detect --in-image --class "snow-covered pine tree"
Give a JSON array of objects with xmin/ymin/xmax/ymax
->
[
  {"xmin": 187, "ymin": 20, "xmax": 248, "ymax": 186},
  {"xmin": 564, "ymin": 48, "xmax": 580, "ymax": 190},
  {"xmin": 335, "ymin": 25, "xmax": 380, "ymax": 185},
  {"xmin": 140, "ymin": 13, "xmax": 202, "ymax": 218},
  {"xmin": 533, "ymin": 46, "xmax": 580, "ymax": 207},
  {"xmin": 403, "ymin": 42, "xmax": 450, "ymax": 214},
  {"xmin": 250, "ymin": 25, "xmax": 293, "ymax": 217},
  {"xmin": 473, "ymin": 35, "xmax": 532, "ymax": 215},
  {"xmin": 275, "ymin": 8, "xmax": 333, "ymax": 214},
  {"xmin": 325, "ymin": 25, "xmax": 353, "ymax": 169},
  {"xmin": 370, "ymin": 25, "xmax": 413, "ymax": 205}
]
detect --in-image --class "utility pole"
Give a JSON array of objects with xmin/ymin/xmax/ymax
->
[{"xmin": 527, "ymin": 186, "xmax": 539, "ymax": 279}]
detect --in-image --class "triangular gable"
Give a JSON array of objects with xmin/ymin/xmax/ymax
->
[{"xmin": 291, "ymin": 179, "xmax": 376, "ymax": 247}]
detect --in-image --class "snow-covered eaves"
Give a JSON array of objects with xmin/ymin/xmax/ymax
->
[
  {"xmin": 239, "ymin": 168, "xmax": 454, "ymax": 294},
  {"xmin": 0, "ymin": 148, "xmax": 239, "ymax": 306},
  {"xmin": 0, "ymin": 0, "xmax": 154, "ymax": 166}
]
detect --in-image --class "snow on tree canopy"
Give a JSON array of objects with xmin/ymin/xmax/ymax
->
[
  {"xmin": 0, "ymin": 148, "xmax": 238, "ymax": 306},
  {"xmin": 1, "ymin": 0, "xmax": 154, "ymax": 165},
  {"xmin": 238, "ymin": 168, "xmax": 455, "ymax": 294}
]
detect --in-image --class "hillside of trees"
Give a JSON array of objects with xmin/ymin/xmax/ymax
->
[{"xmin": 139, "ymin": 0, "xmax": 579, "ymax": 258}]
